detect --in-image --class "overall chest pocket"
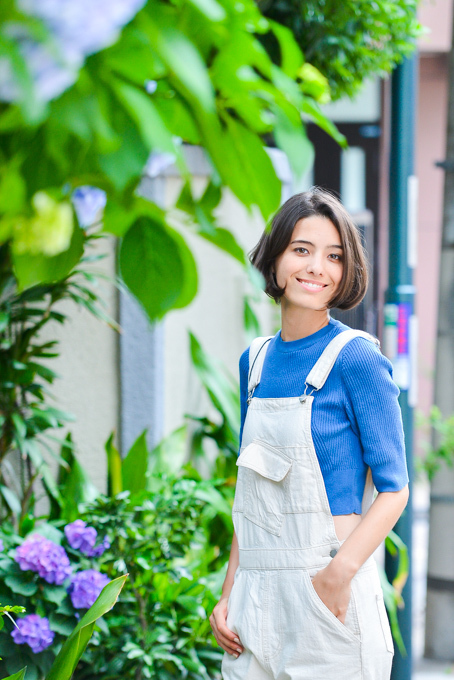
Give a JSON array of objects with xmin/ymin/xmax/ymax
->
[{"xmin": 237, "ymin": 440, "xmax": 292, "ymax": 536}]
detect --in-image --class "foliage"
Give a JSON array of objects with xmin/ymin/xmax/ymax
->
[
  {"xmin": 258, "ymin": 0, "xmax": 423, "ymax": 100},
  {"xmin": 378, "ymin": 529, "xmax": 409, "ymax": 656},
  {"xmin": 0, "ymin": 462, "xmax": 230, "ymax": 680},
  {"xmin": 0, "ymin": 0, "xmax": 345, "ymax": 324},
  {"xmin": 0, "ymin": 573, "xmax": 127, "ymax": 680},
  {"xmin": 416, "ymin": 406, "xmax": 454, "ymax": 481},
  {"xmin": 0, "ymin": 602, "xmax": 26, "ymax": 632},
  {"xmin": 0, "ymin": 226, "xmax": 117, "ymax": 528}
]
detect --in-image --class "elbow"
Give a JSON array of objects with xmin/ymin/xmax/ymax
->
[{"xmin": 399, "ymin": 483, "xmax": 410, "ymax": 511}]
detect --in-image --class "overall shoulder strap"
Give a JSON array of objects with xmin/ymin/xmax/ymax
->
[
  {"xmin": 247, "ymin": 336, "xmax": 273, "ymax": 399},
  {"xmin": 305, "ymin": 329, "xmax": 380, "ymax": 391}
]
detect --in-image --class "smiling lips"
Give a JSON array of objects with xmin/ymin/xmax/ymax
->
[{"xmin": 296, "ymin": 278, "xmax": 328, "ymax": 292}]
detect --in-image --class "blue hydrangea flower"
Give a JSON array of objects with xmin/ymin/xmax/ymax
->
[
  {"xmin": 67, "ymin": 569, "xmax": 110, "ymax": 609},
  {"xmin": 11, "ymin": 614, "xmax": 55, "ymax": 653},
  {"xmin": 71, "ymin": 186, "xmax": 107, "ymax": 228},
  {"xmin": 64, "ymin": 519, "xmax": 110, "ymax": 557},
  {"xmin": 0, "ymin": 0, "xmax": 147, "ymax": 103},
  {"xmin": 15, "ymin": 534, "xmax": 72, "ymax": 585}
]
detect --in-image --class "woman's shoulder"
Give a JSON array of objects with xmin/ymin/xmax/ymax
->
[
  {"xmin": 239, "ymin": 334, "xmax": 275, "ymax": 373},
  {"xmin": 338, "ymin": 331, "xmax": 394, "ymax": 381}
]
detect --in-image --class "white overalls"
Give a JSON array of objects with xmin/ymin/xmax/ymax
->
[{"xmin": 222, "ymin": 330, "xmax": 394, "ymax": 680}]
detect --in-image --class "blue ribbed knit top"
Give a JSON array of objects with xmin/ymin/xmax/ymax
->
[{"xmin": 238, "ymin": 317, "xmax": 409, "ymax": 515}]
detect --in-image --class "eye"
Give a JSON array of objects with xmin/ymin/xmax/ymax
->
[
  {"xmin": 294, "ymin": 247, "xmax": 309, "ymax": 254},
  {"xmin": 329, "ymin": 253, "xmax": 343, "ymax": 261}
]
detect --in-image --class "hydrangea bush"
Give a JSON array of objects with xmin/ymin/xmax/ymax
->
[
  {"xmin": 0, "ymin": 474, "xmax": 227, "ymax": 680},
  {"xmin": 0, "ymin": 518, "xmax": 111, "ymax": 678}
]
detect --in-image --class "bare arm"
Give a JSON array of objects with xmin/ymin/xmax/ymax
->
[
  {"xmin": 311, "ymin": 485, "xmax": 409, "ymax": 622},
  {"xmin": 209, "ymin": 530, "xmax": 244, "ymax": 656}
]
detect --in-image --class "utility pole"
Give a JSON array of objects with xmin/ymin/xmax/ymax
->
[
  {"xmin": 383, "ymin": 53, "xmax": 418, "ymax": 680},
  {"xmin": 425, "ymin": 6, "xmax": 454, "ymax": 661}
]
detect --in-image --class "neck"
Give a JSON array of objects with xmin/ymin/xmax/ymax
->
[{"xmin": 280, "ymin": 303, "xmax": 331, "ymax": 342}]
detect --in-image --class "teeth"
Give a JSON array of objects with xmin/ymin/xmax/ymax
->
[{"xmin": 298, "ymin": 279, "xmax": 325, "ymax": 289}]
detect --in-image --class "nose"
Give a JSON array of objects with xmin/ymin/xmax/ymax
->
[{"xmin": 306, "ymin": 253, "xmax": 324, "ymax": 277}]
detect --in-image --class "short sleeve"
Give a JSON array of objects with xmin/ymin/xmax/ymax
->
[
  {"xmin": 238, "ymin": 347, "xmax": 250, "ymax": 454},
  {"xmin": 340, "ymin": 338, "xmax": 409, "ymax": 493}
]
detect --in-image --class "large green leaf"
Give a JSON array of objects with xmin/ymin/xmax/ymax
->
[
  {"xmin": 148, "ymin": 425, "xmax": 188, "ymax": 476},
  {"xmin": 105, "ymin": 432, "xmax": 122, "ymax": 497},
  {"xmin": 202, "ymin": 115, "xmax": 281, "ymax": 221},
  {"xmin": 119, "ymin": 215, "xmax": 198, "ymax": 322},
  {"xmin": 197, "ymin": 227, "xmax": 245, "ymax": 265},
  {"xmin": 112, "ymin": 81, "xmax": 179, "ymax": 157},
  {"xmin": 12, "ymin": 225, "xmax": 84, "ymax": 291},
  {"xmin": 45, "ymin": 574, "xmax": 128, "ymax": 680},
  {"xmin": 272, "ymin": 107, "xmax": 314, "ymax": 182},
  {"xmin": 148, "ymin": 20, "xmax": 215, "ymax": 113},
  {"xmin": 121, "ymin": 429, "xmax": 148, "ymax": 496},
  {"xmin": 189, "ymin": 332, "xmax": 240, "ymax": 434},
  {"xmin": 1, "ymin": 668, "xmax": 27, "ymax": 680},
  {"xmin": 302, "ymin": 98, "xmax": 347, "ymax": 148},
  {"xmin": 55, "ymin": 435, "xmax": 99, "ymax": 522}
]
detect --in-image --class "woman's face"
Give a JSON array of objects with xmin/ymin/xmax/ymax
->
[{"xmin": 274, "ymin": 215, "xmax": 344, "ymax": 312}]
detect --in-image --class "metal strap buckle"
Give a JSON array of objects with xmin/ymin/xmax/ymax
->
[{"xmin": 299, "ymin": 383, "xmax": 316, "ymax": 404}]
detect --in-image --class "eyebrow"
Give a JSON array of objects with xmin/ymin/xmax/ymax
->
[{"xmin": 291, "ymin": 239, "xmax": 343, "ymax": 250}]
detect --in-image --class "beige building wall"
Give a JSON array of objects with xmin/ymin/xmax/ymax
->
[
  {"xmin": 38, "ymin": 235, "xmax": 119, "ymax": 497},
  {"xmin": 415, "ymin": 0, "xmax": 452, "ymax": 423},
  {"xmin": 415, "ymin": 56, "xmax": 449, "ymax": 420}
]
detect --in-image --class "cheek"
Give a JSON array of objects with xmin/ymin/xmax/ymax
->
[
  {"xmin": 328, "ymin": 263, "xmax": 344, "ymax": 290},
  {"xmin": 274, "ymin": 256, "xmax": 290, "ymax": 284}
]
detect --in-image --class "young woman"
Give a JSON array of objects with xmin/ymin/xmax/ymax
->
[{"xmin": 209, "ymin": 188, "xmax": 409, "ymax": 680}]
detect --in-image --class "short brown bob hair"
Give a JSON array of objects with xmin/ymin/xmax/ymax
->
[{"xmin": 250, "ymin": 187, "xmax": 369, "ymax": 311}]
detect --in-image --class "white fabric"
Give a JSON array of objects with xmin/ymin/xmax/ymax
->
[{"xmin": 222, "ymin": 331, "xmax": 393, "ymax": 680}]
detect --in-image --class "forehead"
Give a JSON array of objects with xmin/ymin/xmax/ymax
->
[{"xmin": 291, "ymin": 215, "xmax": 340, "ymax": 242}]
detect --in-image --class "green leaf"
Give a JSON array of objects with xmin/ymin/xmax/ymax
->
[
  {"xmin": 189, "ymin": 332, "xmax": 240, "ymax": 435},
  {"xmin": 244, "ymin": 297, "xmax": 261, "ymax": 340},
  {"xmin": 187, "ymin": 0, "xmax": 226, "ymax": 21},
  {"xmin": 302, "ymin": 98, "xmax": 347, "ymax": 148},
  {"xmin": 0, "ymin": 311, "xmax": 9, "ymax": 332},
  {"xmin": 43, "ymin": 584, "xmax": 68, "ymax": 605},
  {"xmin": 119, "ymin": 215, "xmax": 198, "ymax": 322},
  {"xmin": 150, "ymin": 23, "xmax": 215, "ymax": 112},
  {"xmin": 55, "ymin": 435, "xmax": 99, "ymax": 521},
  {"xmin": 11, "ymin": 413, "xmax": 26, "ymax": 439},
  {"xmin": 45, "ymin": 574, "xmax": 128, "ymax": 680},
  {"xmin": 13, "ymin": 224, "xmax": 84, "ymax": 291},
  {"xmin": 112, "ymin": 80, "xmax": 179, "ymax": 157},
  {"xmin": 206, "ymin": 115, "xmax": 281, "ymax": 221},
  {"xmin": 1, "ymin": 668, "xmax": 27, "ymax": 680},
  {"xmin": 0, "ymin": 486, "xmax": 22, "ymax": 515},
  {"xmin": 273, "ymin": 108, "xmax": 314, "ymax": 181},
  {"xmin": 197, "ymin": 227, "xmax": 245, "ymax": 265},
  {"xmin": 4, "ymin": 575, "xmax": 38, "ymax": 597},
  {"xmin": 268, "ymin": 20, "xmax": 304, "ymax": 78},
  {"xmin": 122, "ymin": 430, "xmax": 148, "ymax": 496},
  {"xmin": 49, "ymin": 612, "xmax": 76, "ymax": 636},
  {"xmin": 105, "ymin": 432, "xmax": 123, "ymax": 497},
  {"xmin": 148, "ymin": 425, "xmax": 187, "ymax": 476}
]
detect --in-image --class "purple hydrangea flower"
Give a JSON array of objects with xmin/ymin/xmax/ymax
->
[
  {"xmin": 15, "ymin": 534, "xmax": 72, "ymax": 585},
  {"xmin": 64, "ymin": 520, "xmax": 110, "ymax": 557},
  {"xmin": 67, "ymin": 569, "xmax": 110, "ymax": 609},
  {"xmin": 0, "ymin": 538, "xmax": 4, "ymax": 552},
  {"xmin": 87, "ymin": 536, "xmax": 110, "ymax": 558},
  {"xmin": 0, "ymin": 0, "xmax": 147, "ymax": 103},
  {"xmin": 11, "ymin": 614, "xmax": 55, "ymax": 654},
  {"xmin": 71, "ymin": 186, "xmax": 107, "ymax": 228}
]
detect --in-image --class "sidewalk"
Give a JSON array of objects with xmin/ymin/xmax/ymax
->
[
  {"xmin": 413, "ymin": 659, "xmax": 454, "ymax": 678},
  {"xmin": 411, "ymin": 482, "xmax": 453, "ymax": 679}
]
